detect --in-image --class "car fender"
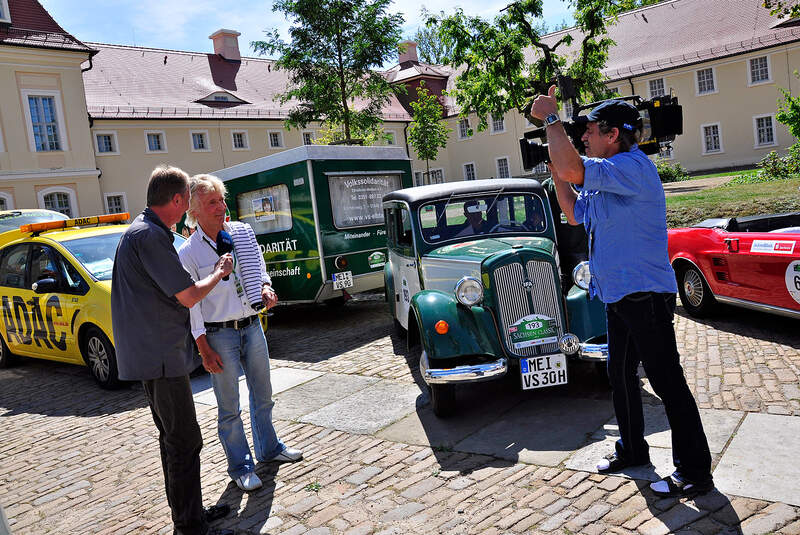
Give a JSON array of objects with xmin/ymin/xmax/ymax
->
[
  {"xmin": 670, "ymin": 254, "xmax": 715, "ymax": 296},
  {"xmin": 410, "ymin": 290, "xmax": 500, "ymax": 361},
  {"xmin": 565, "ymin": 286, "xmax": 606, "ymax": 342},
  {"xmin": 74, "ymin": 299, "xmax": 114, "ymax": 347}
]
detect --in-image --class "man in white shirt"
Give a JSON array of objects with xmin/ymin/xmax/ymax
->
[{"xmin": 178, "ymin": 174, "xmax": 302, "ymax": 492}]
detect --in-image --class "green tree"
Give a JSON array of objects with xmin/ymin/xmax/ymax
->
[
  {"xmin": 777, "ymin": 72, "xmax": 800, "ymax": 139},
  {"xmin": 312, "ymin": 120, "xmax": 390, "ymax": 146},
  {"xmin": 428, "ymin": 0, "xmax": 625, "ymax": 133},
  {"xmin": 413, "ymin": 10, "xmax": 453, "ymax": 64},
  {"xmin": 407, "ymin": 81, "xmax": 451, "ymax": 184},
  {"xmin": 252, "ymin": 0, "xmax": 404, "ymax": 143},
  {"xmin": 763, "ymin": 0, "xmax": 800, "ymax": 18}
]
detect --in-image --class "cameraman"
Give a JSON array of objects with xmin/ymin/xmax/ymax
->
[{"xmin": 531, "ymin": 85, "xmax": 713, "ymax": 498}]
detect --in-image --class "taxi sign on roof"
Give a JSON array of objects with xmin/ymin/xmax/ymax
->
[{"xmin": 19, "ymin": 213, "xmax": 130, "ymax": 233}]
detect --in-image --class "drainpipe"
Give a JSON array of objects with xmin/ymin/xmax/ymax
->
[{"xmin": 627, "ymin": 77, "xmax": 634, "ymax": 95}]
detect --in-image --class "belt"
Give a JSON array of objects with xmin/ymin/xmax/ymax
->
[{"xmin": 204, "ymin": 315, "xmax": 259, "ymax": 330}]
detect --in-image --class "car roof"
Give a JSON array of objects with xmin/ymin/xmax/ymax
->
[
  {"xmin": 383, "ymin": 178, "xmax": 545, "ymax": 207},
  {"xmin": 1, "ymin": 224, "xmax": 129, "ymax": 249}
]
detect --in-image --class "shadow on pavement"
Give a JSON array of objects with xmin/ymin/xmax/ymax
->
[
  {"xmin": 213, "ymin": 464, "xmax": 280, "ymax": 533},
  {"xmin": 634, "ymin": 479, "xmax": 744, "ymax": 534},
  {"xmin": 0, "ymin": 358, "xmax": 147, "ymax": 416}
]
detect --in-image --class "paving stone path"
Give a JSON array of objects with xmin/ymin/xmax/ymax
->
[{"xmin": 1, "ymin": 294, "xmax": 799, "ymax": 534}]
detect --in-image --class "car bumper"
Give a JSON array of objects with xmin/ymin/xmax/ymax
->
[
  {"xmin": 420, "ymin": 350, "xmax": 507, "ymax": 385},
  {"xmin": 575, "ymin": 342, "xmax": 608, "ymax": 362}
]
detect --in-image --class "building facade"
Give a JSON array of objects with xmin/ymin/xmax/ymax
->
[{"xmin": 0, "ymin": 0, "xmax": 798, "ymax": 218}]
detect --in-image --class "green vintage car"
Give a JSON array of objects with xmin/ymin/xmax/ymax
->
[{"xmin": 383, "ymin": 179, "xmax": 608, "ymax": 416}]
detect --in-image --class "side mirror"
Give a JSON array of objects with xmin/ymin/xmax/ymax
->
[{"xmin": 32, "ymin": 278, "xmax": 58, "ymax": 294}]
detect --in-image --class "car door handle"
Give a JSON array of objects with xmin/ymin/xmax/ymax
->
[
  {"xmin": 724, "ymin": 238, "xmax": 739, "ymax": 252},
  {"xmin": 406, "ymin": 261, "xmax": 416, "ymax": 268}
]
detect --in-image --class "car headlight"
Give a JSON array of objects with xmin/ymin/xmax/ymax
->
[
  {"xmin": 572, "ymin": 261, "xmax": 591, "ymax": 290},
  {"xmin": 455, "ymin": 276, "xmax": 483, "ymax": 306}
]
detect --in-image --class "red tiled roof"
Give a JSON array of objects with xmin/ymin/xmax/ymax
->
[
  {"xmin": 539, "ymin": 0, "xmax": 800, "ymax": 81},
  {"xmin": 84, "ymin": 43, "xmax": 412, "ymax": 121},
  {"xmin": 0, "ymin": 0, "xmax": 94, "ymax": 55}
]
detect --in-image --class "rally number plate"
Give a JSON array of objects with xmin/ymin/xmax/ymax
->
[
  {"xmin": 333, "ymin": 271, "xmax": 354, "ymax": 290},
  {"xmin": 520, "ymin": 353, "xmax": 568, "ymax": 390}
]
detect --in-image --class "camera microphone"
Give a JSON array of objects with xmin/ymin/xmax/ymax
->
[{"xmin": 215, "ymin": 230, "xmax": 234, "ymax": 281}]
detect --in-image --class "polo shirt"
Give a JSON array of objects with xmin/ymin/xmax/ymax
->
[
  {"xmin": 574, "ymin": 145, "xmax": 678, "ymax": 304},
  {"xmin": 111, "ymin": 208, "xmax": 196, "ymax": 380}
]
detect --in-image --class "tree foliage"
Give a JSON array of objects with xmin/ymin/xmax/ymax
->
[
  {"xmin": 312, "ymin": 120, "xmax": 390, "ymax": 146},
  {"xmin": 763, "ymin": 0, "xmax": 800, "ymax": 18},
  {"xmin": 252, "ymin": 0, "xmax": 404, "ymax": 143},
  {"xmin": 427, "ymin": 0, "xmax": 655, "ymax": 132},
  {"xmin": 413, "ymin": 10, "xmax": 454, "ymax": 64},
  {"xmin": 407, "ymin": 82, "xmax": 451, "ymax": 182},
  {"xmin": 777, "ymin": 72, "xmax": 800, "ymax": 139}
]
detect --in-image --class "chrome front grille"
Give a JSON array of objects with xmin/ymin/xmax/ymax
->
[{"xmin": 492, "ymin": 259, "xmax": 563, "ymax": 357}]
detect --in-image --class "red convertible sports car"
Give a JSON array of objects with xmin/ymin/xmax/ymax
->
[{"xmin": 668, "ymin": 212, "xmax": 800, "ymax": 318}]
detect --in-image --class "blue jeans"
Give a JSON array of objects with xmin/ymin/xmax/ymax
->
[{"xmin": 205, "ymin": 321, "xmax": 285, "ymax": 479}]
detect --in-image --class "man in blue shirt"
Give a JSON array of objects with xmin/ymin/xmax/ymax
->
[{"xmin": 531, "ymin": 86, "xmax": 713, "ymax": 498}]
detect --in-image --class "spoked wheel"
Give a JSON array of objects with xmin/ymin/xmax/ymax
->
[
  {"xmin": 82, "ymin": 327, "xmax": 122, "ymax": 389},
  {"xmin": 677, "ymin": 264, "xmax": 716, "ymax": 317}
]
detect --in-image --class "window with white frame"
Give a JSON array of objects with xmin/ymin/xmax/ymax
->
[
  {"xmin": 0, "ymin": 0, "xmax": 11, "ymax": 23},
  {"xmin": 754, "ymin": 115, "xmax": 776, "ymax": 147},
  {"xmin": 190, "ymin": 131, "xmax": 210, "ymax": 152},
  {"xmin": 458, "ymin": 118, "xmax": 471, "ymax": 139},
  {"xmin": 302, "ymin": 131, "xmax": 314, "ymax": 145},
  {"xmin": 232, "ymin": 131, "xmax": 249, "ymax": 150},
  {"xmin": 491, "ymin": 114, "xmax": 505, "ymax": 133},
  {"xmin": 145, "ymin": 131, "xmax": 167, "ymax": 153},
  {"xmin": 701, "ymin": 123, "xmax": 722, "ymax": 154},
  {"xmin": 429, "ymin": 169, "xmax": 444, "ymax": 184},
  {"xmin": 26, "ymin": 94, "xmax": 64, "ymax": 152},
  {"xmin": 749, "ymin": 56, "xmax": 771, "ymax": 85},
  {"xmin": 659, "ymin": 143, "xmax": 674, "ymax": 159},
  {"xmin": 496, "ymin": 157, "xmax": 510, "ymax": 179},
  {"xmin": 413, "ymin": 171, "xmax": 423, "ymax": 186},
  {"xmin": 104, "ymin": 193, "xmax": 127, "ymax": 214},
  {"xmin": 39, "ymin": 187, "xmax": 77, "ymax": 217},
  {"xmin": 562, "ymin": 100, "xmax": 574, "ymax": 120},
  {"xmin": 649, "ymin": 78, "xmax": 665, "ymax": 98},
  {"xmin": 94, "ymin": 131, "xmax": 119, "ymax": 155},
  {"xmin": 268, "ymin": 131, "xmax": 283, "ymax": 148},
  {"xmin": 608, "ymin": 87, "xmax": 620, "ymax": 96},
  {"xmin": 386, "ymin": 131, "xmax": 396, "ymax": 145},
  {"xmin": 532, "ymin": 162, "xmax": 549, "ymax": 175},
  {"xmin": 463, "ymin": 162, "xmax": 476, "ymax": 180},
  {"xmin": 0, "ymin": 192, "xmax": 12, "ymax": 210},
  {"xmin": 696, "ymin": 68, "xmax": 716, "ymax": 94}
]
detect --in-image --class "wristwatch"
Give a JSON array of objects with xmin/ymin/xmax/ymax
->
[{"xmin": 543, "ymin": 113, "xmax": 561, "ymax": 126}]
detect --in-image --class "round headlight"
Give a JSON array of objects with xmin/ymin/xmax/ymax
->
[
  {"xmin": 559, "ymin": 333, "xmax": 580, "ymax": 355},
  {"xmin": 572, "ymin": 261, "xmax": 591, "ymax": 290},
  {"xmin": 455, "ymin": 276, "xmax": 483, "ymax": 306}
]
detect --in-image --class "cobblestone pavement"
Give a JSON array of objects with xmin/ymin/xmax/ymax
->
[{"xmin": 2, "ymin": 295, "xmax": 800, "ymax": 534}]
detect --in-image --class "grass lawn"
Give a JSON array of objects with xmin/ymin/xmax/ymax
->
[
  {"xmin": 689, "ymin": 168, "xmax": 759, "ymax": 180},
  {"xmin": 666, "ymin": 177, "xmax": 800, "ymax": 228}
]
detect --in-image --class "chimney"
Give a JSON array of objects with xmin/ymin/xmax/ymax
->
[
  {"xmin": 398, "ymin": 40, "xmax": 418, "ymax": 65},
  {"xmin": 209, "ymin": 29, "xmax": 241, "ymax": 61}
]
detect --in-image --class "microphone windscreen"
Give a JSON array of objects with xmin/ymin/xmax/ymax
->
[{"xmin": 216, "ymin": 230, "xmax": 234, "ymax": 256}]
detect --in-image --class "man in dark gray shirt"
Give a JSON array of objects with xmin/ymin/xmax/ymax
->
[{"xmin": 112, "ymin": 165, "xmax": 233, "ymax": 535}]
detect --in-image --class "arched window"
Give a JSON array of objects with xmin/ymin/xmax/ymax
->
[
  {"xmin": 38, "ymin": 187, "xmax": 77, "ymax": 218},
  {"xmin": 0, "ymin": 192, "xmax": 12, "ymax": 211}
]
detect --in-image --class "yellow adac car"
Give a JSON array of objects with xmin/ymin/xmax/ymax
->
[
  {"xmin": 0, "ymin": 209, "xmax": 68, "ymax": 248},
  {"xmin": 0, "ymin": 213, "xmax": 186, "ymax": 388}
]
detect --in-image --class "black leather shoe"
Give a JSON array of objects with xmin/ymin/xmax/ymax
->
[
  {"xmin": 204, "ymin": 504, "xmax": 230, "ymax": 522},
  {"xmin": 596, "ymin": 452, "xmax": 650, "ymax": 473}
]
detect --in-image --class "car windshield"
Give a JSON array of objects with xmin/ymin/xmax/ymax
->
[
  {"xmin": 60, "ymin": 231, "xmax": 186, "ymax": 281},
  {"xmin": 419, "ymin": 193, "xmax": 548, "ymax": 244},
  {"xmin": 0, "ymin": 211, "xmax": 68, "ymax": 233}
]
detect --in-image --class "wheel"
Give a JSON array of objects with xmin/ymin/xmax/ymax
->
[
  {"xmin": 677, "ymin": 264, "xmax": 716, "ymax": 317},
  {"xmin": 81, "ymin": 327, "xmax": 122, "ymax": 389},
  {"xmin": 429, "ymin": 384, "xmax": 456, "ymax": 418},
  {"xmin": 0, "ymin": 335, "xmax": 15, "ymax": 368}
]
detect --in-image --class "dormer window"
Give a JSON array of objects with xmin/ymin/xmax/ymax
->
[
  {"xmin": 0, "ymin": 0, "xmax": 11, "ymax": 24},
  {"xmin": 196, "ymin": 91, "xmax": 247, "ymax": 105}
]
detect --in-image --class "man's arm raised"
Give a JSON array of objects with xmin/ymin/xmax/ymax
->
[{"xmin": 175, "ymin": 254, "xmax": 233, "ymax": 308}]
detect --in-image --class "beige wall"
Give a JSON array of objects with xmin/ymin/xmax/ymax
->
[
  {"xmin": 413, "ymin": 43, "xmax": 800, "ymax": 180},
  {"xmin": 92, "ymin": 120, "xmax": 409, "ymax": 216},
  {"xmin": 0, "ymin": 44, "xmax": 103, "ymax": 214}
]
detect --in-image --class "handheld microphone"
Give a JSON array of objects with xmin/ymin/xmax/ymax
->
[{"xmin": 216, "ymin": 230, "xmax": 234, "ymax": 281}]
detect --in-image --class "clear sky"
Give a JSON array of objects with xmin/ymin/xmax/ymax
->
[{"xmin": 40, "ymin": 0, "xmax": 574, "ymax": 59}]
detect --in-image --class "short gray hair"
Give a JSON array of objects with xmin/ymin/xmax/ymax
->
[
  {"xmin": 185, "ymin": 174, "xmax": 227, "ymax": 228},
  {"xmin": 146, "ymin": 165, "xmax": 190, "ymax": 207}
]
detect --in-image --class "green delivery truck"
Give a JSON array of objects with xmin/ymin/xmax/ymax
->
[{"xmin": 212, "ymin": 145, "xmax": 413, "ymax": 305}]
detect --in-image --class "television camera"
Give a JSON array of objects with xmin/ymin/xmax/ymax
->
[{"xmin": 519, "ymin": 88, "xmax": 684, "ymax": 170}]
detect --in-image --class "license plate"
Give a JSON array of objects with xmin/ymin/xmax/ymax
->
[
  {"xmin": 332, "ymin": 271, "xmax": 353, "ymax": 290},
  {"xmin": 520, "ymin": 353, "xmax": 568, "ymax": 390}
]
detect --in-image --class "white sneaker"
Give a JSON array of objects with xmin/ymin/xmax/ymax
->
[
  {"xmin": 234, "ymin": 471, "xmax": 262, "ymax": 491},
  {"xmin": 269, "ymin": 447, "xmax": 303, "ymax": 463}
]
